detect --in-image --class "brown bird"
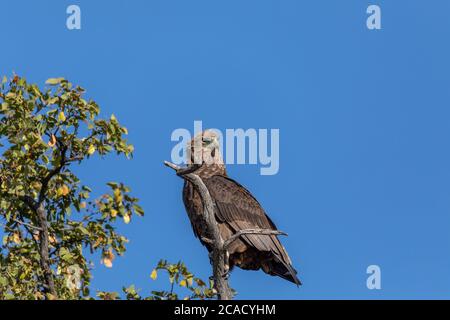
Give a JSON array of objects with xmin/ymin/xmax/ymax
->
[{"xmin": 181, "ymin": 130, "xmax": 301, "ymax": 285}]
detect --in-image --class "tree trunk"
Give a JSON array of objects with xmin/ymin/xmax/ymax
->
[{"xmin": 36, "ymin": 203, "xmax": 57, "ymax": 298}]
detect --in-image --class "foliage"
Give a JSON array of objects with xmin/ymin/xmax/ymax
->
[
  {"xmin": 0, "ymin": 75, "xmax": 213, "ymax": 300},
  {"xmin": 97, "ymin": 260, "xmax": 218, "ymax": 300},
  {"xmin": 0, "ymin": 75, "xmax": 142, "ymax": 299},
  {"xmin": 148, "ymin": 260, "xmax": 217, "ymax": 300},
  {"xmin": 0, "ymin": 75, "xmax": 214, "ymax": 300}
]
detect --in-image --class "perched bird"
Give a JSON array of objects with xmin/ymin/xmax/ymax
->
[{"xmin": 181, "ymin": 130, "xmax": 301, "ymax": 285}]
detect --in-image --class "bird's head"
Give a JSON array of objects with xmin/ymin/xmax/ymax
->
[{"xmin": 187, "ymin": 130, "xmax": 224, "ymax": 168}]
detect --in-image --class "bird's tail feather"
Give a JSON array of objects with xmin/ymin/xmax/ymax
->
[{"xmin": 264, "ymin": 256, "xmax": 301, "ymax": 286}]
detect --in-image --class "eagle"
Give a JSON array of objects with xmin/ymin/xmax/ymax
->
[{"xmin": 180, "ymin": 130, "xmax": 301, "ymax": 285}]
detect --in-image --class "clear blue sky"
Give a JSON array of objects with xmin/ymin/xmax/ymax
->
[{"xmin": 1, "ymin": 0, "xmax": 450, "ymax": 299}]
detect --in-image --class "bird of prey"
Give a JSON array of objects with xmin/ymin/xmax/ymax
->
[{"xmin": 180, "ymin": 130, "xmax": 301, "ymax": 285}]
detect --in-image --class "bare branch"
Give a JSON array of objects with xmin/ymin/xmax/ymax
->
[
  {"xmin": 164, "ymin": 161, "xmax": 201, "ymax": 177},
  {"xmin": 164, "ymin": 161, "xmax": 181, "ymax": 171},
  {"xmin": 0, "ymin": 223, "xmax": 15, "ymax": 233},
  {"xmin": 12, "ymin": 218, "xmax": 43, "ymax": 231}
]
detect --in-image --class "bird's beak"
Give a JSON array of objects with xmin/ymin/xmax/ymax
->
[{"xmin": 211, "ymin": 137, "xmax": 220, "ymax": 150}]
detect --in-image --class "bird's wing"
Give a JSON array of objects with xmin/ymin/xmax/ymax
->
[{"xmin": 204, "ymin": 175, "xmax": 297, "ymax": 276}]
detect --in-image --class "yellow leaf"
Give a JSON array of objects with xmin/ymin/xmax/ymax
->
[
  {"xmin": 150, "ymin": 269, "xmax": 157, "ymax": 280},
  {"xmin": 61, "ymin": 185, "xmax": 70, "ymax": 196},
  {"xmin": 49, "ymin": 236, "xmax": 57, "ymax": 245},
  {"xmin": 179, "ymin": 280, "xmax": 187, "ymax": 287},
  {"xmin": 35, "ymin": 292, "xmax": 44, "ymax": 300},
  {"xmin": 102, "ymin": 250, "xmax": 115, "ymax": 269},
  {"xmin": 79, "ymin": 202, "xmax": 87, "ymax": 209},
  {"xmin": 58, "ymin": 111, "xmax": 66, "ymax": 122},
  {"xmin": 103, "ymin": 258, "xmax": 113, "ymax": 268},
  {"xmin": 32, "ymin": 181, "xmax": 42, "ymax": 190},
  {"xmin": 123, "ymin": 214, "xmax": 130, "ymax": 224},
  {"xmin": 114, "ymin": 188, "xmax": 123, "ymax": 203},
  {"xmin": 87, "ymin": 145, "xmax": 96, "ymax": 155},
  {"xmin": 12, "ymin": 233, "xmax": 21, "ymax": 244},
  {"xmin": 46, "ymin": 293, "xmax": 57, "ymax": 300},
  {"xmin": 48, "ymin": 134, "xmax": 57, "ymax": 147},
  {"xmin": 110, "ymin": 209, "xmax": 118, "ymax": 218}
]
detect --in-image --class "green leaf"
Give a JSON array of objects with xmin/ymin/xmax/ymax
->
[
  {"xmin": 45, "ymin": 78, "xmax": 65, "ymax": 85},
  {"xmin": 0, "ymin": 276, "xmax": 8, "ymax": 286},
  {"xmin": 133, "ymin": 204, "xmax": 144, "ymax": 216},
  {"xmin": 47, "ymin": 97, "xmax": 59, "ymax": 105},
  {"xmin": 107, "ymin": 182, "xmax": 119, "ymax": 188},
  {"xmin": 59, "ymin": 247, "xmax": 74, "ymax": 262},
  {"xmin": 4, "ymin": 293, "xmax": 14, "ymax": 300}
]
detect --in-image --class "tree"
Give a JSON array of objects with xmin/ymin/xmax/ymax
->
[
  {"xmin": 0, "ymin": 75, "xmax": 215, "ymax": 300},
  {"xmin": 0, "ymin": 74, "xmax": 142, "ymax": 299}
]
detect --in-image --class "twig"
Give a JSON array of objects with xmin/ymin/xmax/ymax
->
[
  {"xmin": 164, "ymin": 161, "xmax": 180, "ymax": 171},
  {"xmin": 12, "ymin": 218, "xmax": 43, "ymax": 231},
  {"xmin": 0, "ymin": 223, "xmax": 15, "ymax": 233}
]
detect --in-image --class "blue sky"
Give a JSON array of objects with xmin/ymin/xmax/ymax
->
[{"xmin": 1, "ymin": 0, "xmax": 450, "ymax": 299}]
